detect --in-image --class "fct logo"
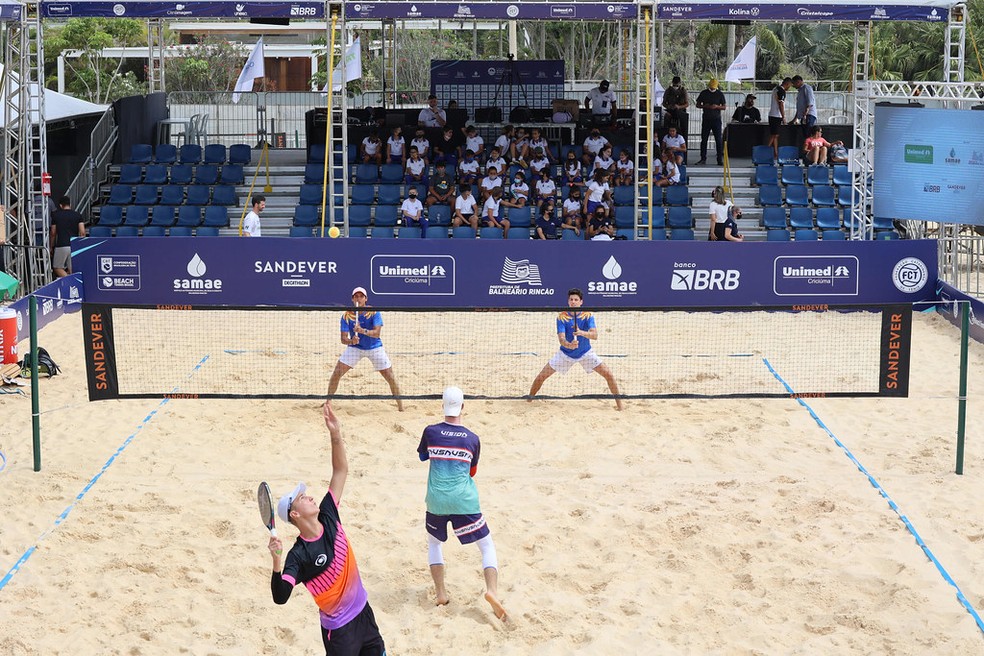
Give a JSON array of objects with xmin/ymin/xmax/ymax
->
[
  {"xmin": 892, "ymin": 257, "xmax": 928, "ymax": 294},
  {"xmin": 670, "ymin": 263, "xmax": 740, "ymax": 291}
]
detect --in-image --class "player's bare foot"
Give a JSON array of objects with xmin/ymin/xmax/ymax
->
[
  {"xmin": 435, "ymin": 594, "xmax": 449, "ymax": 606},
  {"xmin": 485, "ymin": 592, "xmax": 507, "ymax": 620},
  {"xmin": 396, "ymin": 400, "xmax": 405, "ymax": 412},
  {"xmin": 615, "ymin": 399, "xmax": 624, "ymax": 411}
]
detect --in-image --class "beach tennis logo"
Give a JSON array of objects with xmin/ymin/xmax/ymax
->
[
  {"xmin": 371, "ymin": 254, "xmax": 455, "ymax": 296},
  {"xmin": 96, "ymin": 255, "xmax": 141, "ymax": 292},
  {"xmin": 892, "ymin": 257, "xmax": 928, "ymax": 294},
  {"xmin": 173, "ymin": 253, "xmax": 223, "ymax": 295},
  {"xmin": 489, "ymin": 257, "xmax": 554, "ymax": 296},
  {"xmin": 773, "ymin": 255, "xmax": 858, "ymax": 296},
  {"xmin": 587, "ymin": 255, "xmax": 638, "ymax": 298},
  {"xmin": 670, "ymin": 262, "xmax": 740, "ymax": 291}
]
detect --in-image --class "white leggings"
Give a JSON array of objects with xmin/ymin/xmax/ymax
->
[{"xmin": 428, "ymin": 533, "xmax": 498, "ymax": 570}]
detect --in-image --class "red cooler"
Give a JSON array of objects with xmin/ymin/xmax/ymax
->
[{"xmin": 0, "ymin": 308, "xmax": 17, "ymax": 364}]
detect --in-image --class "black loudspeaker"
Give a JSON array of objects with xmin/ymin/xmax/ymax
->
[
  {"xmin": 475, "ymin": 107, "xmax": 503, "ymax": 123},
  {"xmin": 250, "ymin": 17, "xmax": 290, "ymax": 25},
  {"xmin": 510, "ymin": 105, "xmax": 532, "ymax": 122}
]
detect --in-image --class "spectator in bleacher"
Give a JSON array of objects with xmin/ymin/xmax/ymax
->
[
  {"xmin": 460, "ymin": 125, "xmax": 485, "ymax": 161},
  {"xmin": 731, "ymin": 94, "xmax": 761, "ymax": 124},
  {"xmin": 792, "ymin": 75, "xmax": 818, "ymax": 139},
  {"xmin": 563, "ymin": 150, "xmax": 585, "ymax": 189},
  {"xmin": 707, "ymin": 186, "xmax": 733, "ymax": 241},
  {"xmin": 528, "ymin": 127, "xmax": 554, "ymax": 163},
  {"xmin": 562, "ymin": 187, "xmax": 584, "ymax": 233},
  {"xmin": 587, "ymin": 206, "xmax": 615, "ymax": 240},
  {"xmin": 494, "ymin": 125, "xmax": 515, "ymax": 164},
  {"xmin": 511, "ymin": 127, "xmax": 530, "ymax": 166},
  {"xmin": 457, "ymin": 150, "xmax": 480, "ymax": 185},
  {"xmin": 713, "ymin": 204, "xmax": 744, "ymax": 242},
  {"xmin": 584, "ymin": 79, "xmax": 617, "ymax": 127},
  {"xmin": 534, "ymin": 167, "xmax": 557, "ymax": 205},
  {"xmin": 479, "ymin": 166, "xmax": 504, "ymax": 202},
  {"xmin": 426, "ymin": 162, "xmax": 454, "ymax": 208},
  {"xmin": 359, "ymin": 128, "xmax": 383, "ymax": 165},
  {"xmin": 485, "ymin": 146, "xmax": 508, "ymax": 179},
  {"xmin": 614, "ymin": 149, "xmax": 635, "ymax": 187},
  {"xmin": 582, "ymin": 129, "xmax": 609, "ymax": 168},
  {"xmin": 418, "ymin": 94, "xmax": 447, "ymax": 128},
  {"xmin": 592, "ymin": 144, "xmax": 616, "ymax": 176},
  {"xmin": 404, "ymin": 147, "xmax": 428, "ymax": 185},
  {"xmin": 695, "ymin": 78, "xmax": 727, "ymax": 166},
  {"xmin": 410, "ymin": 129, "xmax": 431, "ymax": 162},
  {"xmin": 662, "ymin": 76, "xmax": 690, "ymax": 139},
  {"xmin": 584, "ymin": 170, "xmax": 612, "ymax": 219},
  {"xmin": 660, "ymin": 125, "xmax": 687, "ymax": 165},
  {"xmin": 242, "ymin": 195, "xmax": 265, "ymax": 237},
  {"xmin": 768, "ymin": 78, "xmax": 792, "ymax": 160},
  {"xmin": 535, "ymin": 199, "xmax": 574, "ymax": 240},
  {"xmin": 50, "ymin": 196, "xmax": 85, "ymax": 278},
  {"xmin": 803, "ymin": 126, "xmax": 843, "ymax": 165},
  {"xmin": 386, "ymin": 126, "xmax": 406, "ymax": 165},
  {"xmin": 481, "ymin": 188, "xmax": 510, "ymax": 237},
  {"xmin": 400, "ymin": 188, "xmax": 427, "ymax": 237},
  {"xmin": 528, "ymin": 147, "xmax": 551, "ymax": 178},
  {"xmin": 655, "ymin": 151, "xmax": 681, "ymax": 187},
  {"xmin": 452, "ymin": 184, "xmax": 479, "ymax": 230},
  {"xmin": 432, "ymin": 126, "xmax": 461, "ymax": 166},
  {"xmin": 501, "ymin": 172, "xmax": 529, "ymax": 209}
]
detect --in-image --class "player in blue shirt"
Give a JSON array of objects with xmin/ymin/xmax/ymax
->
[
  {"xmin": 528, "ymin": 288, "xmax": 624, "ymax": 410},
  {"xmin": 417, "ymin": 386, "xmax": 507, "ymax": 621},
  {"xmin": 326, "ymin": 286, "xmax": 404, "ymax": 411}
]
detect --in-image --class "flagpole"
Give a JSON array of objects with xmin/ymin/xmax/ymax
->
[{"xmin": 321, "ymin": 11, "xmax": 339, "ymax": 237}]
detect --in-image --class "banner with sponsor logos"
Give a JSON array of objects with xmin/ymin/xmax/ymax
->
[
  {"xmin": 40, "ymin": 1, "xmax": 324, "ymax": 18},
  {"xmin": 936, "ymin": 281, "xmax": 984, "ymax": 345},
  {"xmin": 7, "ymin": 274, "xmax": 84, "ymax": 343},
  {"xmin": 657, "ymin": 2, "xmax": 947, "ymax": 22},
  {"xmin": 431, "ymin": 60, "xmax": 564, "ymax": 113},
  {"xmin": 71, "ymin": 237, "xmax": 938, "ymax": 309},
  {"xmin": 345, "ymin": 2, "xmax": 636, "ymax": 20}
]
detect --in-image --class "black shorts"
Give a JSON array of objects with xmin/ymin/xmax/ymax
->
[
  {"xmin": 768, "ymin": 117, "xmax": 782, "ymax": 135},
  {"xmin": 321, "ymin": 602, "xmax": 386, "ymax": 656}
]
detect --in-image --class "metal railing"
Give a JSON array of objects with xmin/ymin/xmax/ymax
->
[{"xmin": 64, "ymin": 107, "xmax": 117, "ymax": 221}]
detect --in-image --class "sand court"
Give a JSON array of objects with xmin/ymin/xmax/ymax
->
[{"xmin": 1, "ymin": 309, "xmax": 984, "ymax": 654}]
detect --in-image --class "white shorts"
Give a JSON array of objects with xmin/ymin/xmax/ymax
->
[
  {"xmin": 548, "ymin": 348, "xmax": 602, "ymax": 374},
  {"xmin": 338, "ymin": 346, "xmax": 392, "ymax": 371}
]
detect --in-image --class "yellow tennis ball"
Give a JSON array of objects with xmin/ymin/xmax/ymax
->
[{"xmin": 328, "ymin": 226, "xmax": 341, "ymax": 239}]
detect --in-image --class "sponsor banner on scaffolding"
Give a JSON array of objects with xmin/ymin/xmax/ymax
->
[
  {"xmin": 72, "ymin": 238, "xmax": 938, "ymax": 309},
  {"xmin": 40, "ymin": 2, "xmax": 324, "ymax": 19},
  {"xmin": 656, "ymin": 4, "xmax": 946, "ymax": 22},
  {"xmin": 345, "ymin": 2, "xmax": 637, "ymax": 20},
  {"xmin": 8, "ymin": 274, "xmax": 84, "ymax": 343}
]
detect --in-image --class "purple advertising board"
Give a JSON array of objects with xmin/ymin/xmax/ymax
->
[
  {"xmin": 937, "ymin": 281, "xmax": 984, "ymax": 344},
  {"xmin": 8, "ymin": 274, "xmax": 84, "ymax": 343},
  {"xmin": 431, "ymin": 60, "xmax": 564, "ymax": 112},
  {"xmin": 345, "ymin": 2, "xmax": 636, "ymax": 20},
  {"xmin": 41, "ymin": 1, "xmax": 324, "ymax": 18},
  {"xmin": 656, "ymin": 3, "xmax": 947, "ymax": 22},
  {"xmin": 72, "ymin": 238, "xmax": 938, "ymax": 309}
]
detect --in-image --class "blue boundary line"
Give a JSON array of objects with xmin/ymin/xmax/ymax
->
[
  {"xmin": 0, "ymin": 355, "xmax": 210, "ymax": 593},
  {"xmin": 763, "ymin": 357, "xmax": 984, "ymax": 636}
]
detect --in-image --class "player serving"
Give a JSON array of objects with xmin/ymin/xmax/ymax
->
[
  {"xmin": 326, "ymin": 286, "xmax": 404, "ymax": 411},
  {"xmin": 528, "ymin": 287, "xmax": 624, "ymax": 410}
]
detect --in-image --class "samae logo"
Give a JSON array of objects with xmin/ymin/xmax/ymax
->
[
  {"xmin": 670, "ymin": 263, "xmax": 740, "ymax": 291},
  {"xmin": 173, "ymin": 253, "xmax": 223, "ymax": 295}
]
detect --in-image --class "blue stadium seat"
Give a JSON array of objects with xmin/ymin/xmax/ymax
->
[
  {"xmin": 376, "ymin": 185, "xmax": 402, "ymax": 206},
  {"xmin": 299, "ymin": 185, "xmax": 323, "ymax": 205},
  {"xmin": 452, "ymin": 227, "xmax": 477, "ymax": 239},
  {"xmin": 398, "ymin": 226, "xmax": 423, "ymax": 238},
  {"xmin": 355, "ymin": 164, "xmax": 379, "ymax": 184},
  {"xmin": 196, "ymin": 227, "xmax": 220, "ymax": 237},
  {"xmin": 350, "ymin": 185, "xmax": 375, "ymax": 205},
  {"xmin": 875, "ymin": 230, "xmax": 899, "ymax": 240},
  {"xmin": 220, "ymin": 164, "xmax": 244, "ymax": 185},
  {"xmin": 644, "ymin": 207, "xmax": 666, "ymax": 229},
  {"xmin": 229, "ymin": 144, "xmax": 252, "ymax": 165},
  {"xmin": 374, "ymin": 205, "xmax": 399, "ymax": 227},
  {"xmin": 133, "ymin": 185, "xmax": 159, "ymax": 205},
  {"xmin": 308, "ymin": 143, "xmax": 326, "ymax": 163},
  {"xmin": 665, "ymin": 185, "xmax": 689, "ymax": 206},
  {"xmin": 667, "ymin": 206, "xmax": 693, "ymax": 229},
  {"xmin": 380, "ymin": 163, "xmax": 404, "ymax": 184},
  {"xmin": 758, "ymin": 185, "xmax": 782, "ymax": 207},
  {"xmin": 807, "ymin": 165, "xmax": 830, "ymax": 186},
  {"xmin": 788, "ymin": 207, "xmax": 814, "ymax": 229},
  {"xmin": 872, "ymin": 216, "xmax": 896, "ymax": 231},
  {"xmin": 204, "ymin": 144, "xmax": 227, "ymax": 165},
  {"xmin": 777, "ymin": 146, "xmax": 800, "ymax": 166},
  {"xmin": 305, "ymin": 163, "xmax": 328, "ymax": 185},
  {"xmin": 616, "ymin": 229, "xmax": 635, "ymax": 240},
  {"xmin": 294, "ymin": 205, "xmax": 319, "ymax": 227},
  {"xmin": 508, "ymin": 206, "xmax": 532, "ymax": 228},
  {"xmin": 186, "ymin": 185, "xmax": 211, "ymax": 206},
  {"xmin": 669, "ymin": 228, "xmax": 694, "ymax": 240},
  {"xmin": 761, "ymin": 207, "xmax": 787, "ymax": 230},
  {"xmin": 837, "ymin": 186, "xmax": 854, "ymax": 206},
  {"xmin": 561, "ymin": 228, "xmax": 581, "ymax": 240},
  {"xmin": 347, "ymin": 227, "xmax": 368, "ymax": 239},
  {"xmin": 179, "ymin": 144, "xmax": 202, "ymax": 165},
  {"xmin": 115, "ymin": 226, "xmax": 140, "ymax": 237},
  {"xmin": 677, "ymin": 165, "xmax": 689, "ymax": 185},
  {"xmin": 426, "ymin": 226, "xmax": 449, "ymax": 238},
  {"xmin": 812, "ymin": 185, "xmax": 837, "ymax": 208},
  {"xmin": 142, "ymin": 226, "xmax": 166, "ymax": 237},
  {"xmin": 371, "ymin": 227, "xmax": 395, "ymax": 239},
  {"xmin": 130, "ymin": 144, "xmax": 153, "ymax": 164},
  {"xmin": 290, "ymin": 226, "xmax": 313, "ymax": 238},
  {"xmin": 614, "ymin": 206, "xmax": 636, "ymax": 229},
  {"xmin": 154, "ymin": 144, "xmax": 177, "ymax": 165},
  {"xmin": 429, "ymin": 204, "xmax": 452, "ymax": 226},
  {"xmin": 613, "ymin": 186, "xmax": 635, "ymax": 206},
  {"xmin": 143, "ymin": 164, "xmax": 168, "ymax": 185},
  {"xmin": 815, "ymin": 207, "xmax": 841, "ymax": 230},
  {"xmin": 843, "ymin": 209, "xmax": 862, "ymax": 232},
  {"xmin": 754, "ymin": 164, "xmax": 778, "ymax": 187},
  {"xmin": 348, "ymin": 206, "xmax": 372, "ymax": 227},
  {"xmin": 479, "ymin": 227, "xmax": 503, "ymax": 239},
  {"xmin": 169, "ymin": 164, "xmax": 193, "ymax": 185},
  {"xmin": 169, "ymin": 227, "xmax": 193, "ymax": 237},
  {"xmin": 211, "ymin": 185, "xmax": 238, "ymax": 206},
  {"xmin": 98, "ymin": 206, "xmax": 124, "ymax": 227},
  {"xmin": 118, "ymin": 164, "xmax": 143, "ymax": 185},
  {"xmin": 347, "ymin": 144, "xmax": 359, "ymax": 164},
  {"xmin": 767, "ymin": 229, "xmax": 791, "ymax": 241},
  {"xmin": 832, "ymin": 165, "xmax": 851, "ymax": 186},
  {"xmin": 794, "ymin": 229, "xmax": 819, "ymax": 241},
  {"xmin": 203, "ymin": 206, "xmax": 229, "ymax": 227},
  {"xmin": 150, "ymin": 206, "xmax": 176, "ymax": 227},
  {"xmin": 785, "ymin": 185, "xmax": 809, "ymax": 207},
  {"xmin": 176, "ymin": 206, "xmax": 202, "ymax": 227},
  {"xmin": 89, "ymin": 225, "xmax": 113, "ymax": 238},
  {"xmin": 194, "ymin": 164, "xmax": 219, "ymax": 185},
  {"xmin": 822, "ymin": 229, "xmax": 846, "ymax": 240},
  {"xmin": 124, "ymin": 206, "xmax": 150, "ymax": 227},
  {"xmin": 107, "ymin": 185, "xmax": 133, "ymax": 205},
  {"xmin": 159, "ymin": 185, "xmax": 184, "ymax": 206},
  {"xmin": 781, "ymin": 165, "xmax": 805, "ymax": 186},
  {"xmin": 648, "ymin": 228, "xmax": 667, "ymax": 240},
  {"xmin": 751, "ymin": 145, "xmax": 774, "ymax": 165},
  {"xmin": 507, "ymin": 228, "xmax": 530, "ymax": 239}
]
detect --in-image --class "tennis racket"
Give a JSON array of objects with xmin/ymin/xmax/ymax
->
[
  {"xmin": 570, "ymin": 311, "xmax": 578, "ymax": 349},
  {"xmin": 257, "ymin": 481, "xmax": 277, "ymax": 537}
]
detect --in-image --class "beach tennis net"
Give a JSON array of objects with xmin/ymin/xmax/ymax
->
[{"xmin": 81, "ymin": 303, "xmax": 912, "ymax": 401}]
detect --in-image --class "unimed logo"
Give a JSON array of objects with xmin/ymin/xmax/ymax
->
[
  {"xmin": 904, "ymin": 144, "xmax": 933, "ymax": 164},
  {"xmin": 371, "ymin": 254, "xmax": 455, "ymax": 296}
]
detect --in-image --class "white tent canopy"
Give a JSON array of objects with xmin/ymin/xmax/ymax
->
[{"xmin": 0, "ymin": 64, "xmax": 107, "ymax": 127}]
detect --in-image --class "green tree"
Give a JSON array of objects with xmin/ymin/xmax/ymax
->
[
  {"xmin": 164, "ymin": 36, "xmax": 248, "ymax": 101},
  {"xmin": 44, "ymin": 18, "xmax": 146, "ymax": 103}
]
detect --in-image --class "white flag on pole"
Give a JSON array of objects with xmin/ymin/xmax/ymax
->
[
  {"xmin": 324, "ymin": 37, "xmax": 363, "ymax": 92},
  {"xmin": 725, "ymin": 36, "xmax": 756, "ymax": 83},
  {"xmin": 652, "ymin": 72, "xmax": 666, "ymax": 107},
  {"xmin": 232, "ymin": 38, "xmax": 265, "ymax": 104}
]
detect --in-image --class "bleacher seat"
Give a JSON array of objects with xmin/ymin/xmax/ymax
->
[
  {"xmin": 169, "ymin": 164, "xmax": 193, "ymax": 185},
  {"xmin": 754, "ymin": 165, "xmax": 778, "ymax": 186},
  {"xmin": 832, "ymin": 165, "xmax": 851, "ymax": 186},
  {"xmin": 665, "ymin": 185, "xmax": 689, "ymax": 206},
  {"xmin": 179, "ymin": 144, "xmax": 202, "ymax": 165},
  {"xmin": 306, "ymin": 163, "xmax": 328, "ymax": 184},
  {"xmin": 810, "ymin": 185, "xmax": 836, "ymax": 208},
  {"xmin": 130, "ymin": 144, "xmax": 153, "ymax": 164},
  {"xmin": 677, "ymin": 164, "xmax": 688, "ymax": 185},
  {"xmin": 204, "ymin": 144, "xmax": 227, "ymax": 165},
  {"xmin": 508, "ymin": 207, "xmax": 532, "ymax": 228},
  {"xmin": 876, "ymin": 231, "xmax": 899, "ymax": 240},
  {"xmin": 479, "ymin": 227, "xmax": 503, "ymax": 239},
  {"xmin": 89, "ymin": 225, "xmax": 113, "ymax": 238},
  {"xmin": 115, "ymin": 226, "xmax": 139, "ymax": 237},
  {"xmin": 203, "ymin": 206, "xmax": 229, "ymax": 227},
  {"xmin": 355, "ymin": 164, "xmax": 379, "ymax": 184},
  {"xmin": 374, "ymin": 205, "xmax": 399, "ymax": 227},
  {"xmin": 452, "ymin": 227, "xmax": 476, "ymax": 239},
  {"xmin": 371, "ymin": 227, "xmax": 395, "ymax": 239},
  {"xmin": 758, "ymin": 185, "xmax": 782, "ymax": 207},
  {"xmin": 108, "ymin": 185, "xmax": 133, "ymax": 205},
  {"xmin": 176, "ymin": 206, "xmax": 203, "ymax": 227},
  {"xmin": 398, "ymin": 226, "xmax": 422, "ymax": 238},
  {"xmin": 124, "ymin": 206, "xmax": 150, "ymax": 227},
  {"xmin": 308, "ymin": 143, "xmax": 326, "ymax": 163},
  {"xmin": 143, "ymin": 164, "xmax": 168, "ymax": 185},
  {"xmin": 211, "ymin": 185, "xmax": 237, "ymax": 206},
  {"xmin": 348, "ymin": 227, "xmax": 368, "ymax": 239},
  {"xmin": 616, "ymin": 229, "xmax": 635, "ymax": 240},
  {"xmin": 815, "ymin": 208, "xmax": 841, "ymax": 230},
  {"xmin": 751, "ymin": 145, "xmax": 774, "ymax": 166},
  {"xmin": 794, "ymin": 229, "xmax": 819, "ymax": 241},
  {"xmin": 426, "ymin": 226, "xmax": 449, "ymax": 238},
  {"xmin": 294, "ymin": 205, "xmax": 319, "ymax": 227},
  {"xmin": 169, "ymin": 227, "xmax": 193, "ymax": 237},
  {"xmin": 507, "ymin": 228, "xmax": 530, "ymax": 239},
  {"xmin": 767, "ymin": 229, "xmax": 791, "ymax": 241},
  {"xmin": 348, "ymin": 206, "xmax": 372, "ymax": 227},
  {"xmin": 872, "ymin": 216, "xmax": 896, "ymax": 231},
  {"xmin": 290, "ymin": 226, "xmax": 313, "ymax": 238},
  {"xmin": 220, "ymin": 164, "xmax": 244, "ymax": 185},
  {"xmin": 613, "ymin": 186, "xmax": 635, "ymax": 206},
  {"xmin": 150, "ymin": 206, "xmax": 176, "ymax": 227},
  {"xmin": 761, "ymin": 207, "xmax": 787, "ymax": 230},
  {"xmin": 843, "ymin": 209, "xmax": 862, "ymax": 232},
  {"xmin": 197, "ymin": 227, "xmax": 220, "ymax": 237},
  {"xmin": 195, "ymin": 165, "xmax": 219, "ymax": 185},
  {"xmin": 788, "ymin": 207, "xmax": 814, "ymax": 229},
  {"xmin": 837, "ymin": 186, "xmax": 854, "ymax": 206},
  {"xmin": 134, "ymin": 185, "xmax": 158, "ymax": 205},
  {"xmin": 807, "ymin": 165, "xmax": 829, "ymax": 186},
  {"xmin": 229, "ymin": 144, "xmax": 252, "ymax": 165},
  {"xmin": 645, "ymin": 208, "xmax": 666, "ymax": 229},
  {"xmin": 98, "ymin": 206, "xmax": 124, "ymax": 227},
  {"xmin": 822, "ymin": 229, "xmax": 846, "ymax": 240},
  {"xmin": 299, "ymin": 185, "xmax": 323, "ymax": 205},
  {"xmin": 380, "ymin": 164, "xmax": 404, "ymax": 184},
  {"xmin": 614, "ymin": 206, "xmax": 635, "ymax": 229},
  {"xmin": 347, "ymin": 144, "xmax": 359, "ymax": 164},
  {"xmin": 376, "ymin": 185, "xmax": 401, "ymax": 206},
  {"xmin": 350, "ymin": 185, "xmax": 375, "ymax": 205},
  {"xmin": 785, "ymin": 185, "xmax": 809, "ymax": 207},
  {"xmin": 154, "ymin": 144, "xmax": 177, "ymax": 165},
  {"xmin": 669, "ymin": 228, "xmax": 694, "ymax": 240},
  {"xmin": 648, "ymin": 228, "xmax": 667, "ymax": 240},
  {"xmin": 777, "ymin": 146, "xmax": 800, "ymax": 166},
  {"xmin": 186, "ymin": 185, "xmax": 211, "ymax": 206},
  {"xmin": 118, "ymin": 164, "xmax": 143, "ymax": 185},
  {"xmin": 667, "ymin": 206, "xmax": 693, "ymax": 229},
  {"xmin": 143, "ymin": 226, "xmax": 166, "ymax": 237},
  {"xmin": 781, "ymin": 165, "xmax": 804, "ymax": 186},
  {"xmin": 159, "ymin": 185, "xmax": 184, "ymax": 206},
  {"xmin": 429, "ymin": 204, "xmax": 451, "ymax": 226}
]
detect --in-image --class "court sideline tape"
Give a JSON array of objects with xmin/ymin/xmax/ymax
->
[
  {"xmin": 0, "ymin": 355, "xmax": 210, "ymax": 593},
  {"xmin": 763, "ymin": 357, "xmax": 984, "ymax": 637}
]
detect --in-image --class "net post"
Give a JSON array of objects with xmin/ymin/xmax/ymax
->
[
  {"xmin": 29, "ymin": 295, "xmax": 41, "ymax": 472},
  {"xmin": 955, "ymin": 300, "xmax": 970, "ymax": 475}
]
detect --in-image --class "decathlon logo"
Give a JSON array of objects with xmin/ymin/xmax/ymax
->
[
  {"xmin": 587, "ymin": 256, "xmax": 638, "ymax": 297},
  {"xmin": 671, "ymin": 263, "xmax": 740, "ymax": 291},
  {"xmin": 173, "ymin": 253, "xmax": 223, "ymax": 294},
  {"xmin": 371, "ymin": 255, "xmax": 455, "ymax": 296},
  {"xmin": 892, "ymin": 257, "xmax": 928, "ymax": 294}
]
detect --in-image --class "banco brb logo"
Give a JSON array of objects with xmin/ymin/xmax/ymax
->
[{"xmin": 671, "ymin": 265, "xmax": 740, "ymax": 291}]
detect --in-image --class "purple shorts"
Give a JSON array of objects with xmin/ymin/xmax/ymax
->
[{"xmin": 426, "ymin": 512, "xmax": 490, "ymax": 545}]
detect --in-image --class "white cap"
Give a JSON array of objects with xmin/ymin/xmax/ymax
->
[
  {"xmin": 442, "ymin": 386, "xmax": 464, "ymax": 417},
  {"xmin": 351, "ymin": 286, "xmax": 367, "ymax": 297},
  {"xmin": 277, "ymin": 482, "xmax": 306, "ymax": 525}
]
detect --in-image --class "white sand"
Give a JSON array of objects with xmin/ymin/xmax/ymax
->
[{"xmin": 1, "ymin": 309, "xmax": 983, "ymax": 655}]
